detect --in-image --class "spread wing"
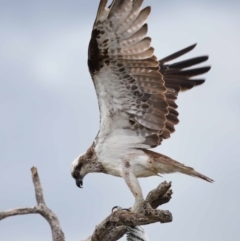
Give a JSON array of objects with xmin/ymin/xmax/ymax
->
[
  {"xmin": 88, "ymin": 0, "xmax": 210, "ymax": 151},
  {"xmin": 157, "ymin": 44, "xmax": 210, "ymax": 143}
]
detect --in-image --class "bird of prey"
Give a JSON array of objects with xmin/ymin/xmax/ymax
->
[{"xmin": 71, "ymin": 0, "xmax": 213, "ymax": 211}]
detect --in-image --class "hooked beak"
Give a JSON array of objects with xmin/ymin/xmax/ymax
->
[{"xmin": 76, "ymin": 176, "xmax": 83, "ymax": 188}]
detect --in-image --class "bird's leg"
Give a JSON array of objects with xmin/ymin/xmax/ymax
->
[
  {"xmin": 132, "ymin": 196, "xmax": 145, "ymax": 213},
  {"xmin": 121, "ymin": 162, "xmax": 144, "ymax": 213}
]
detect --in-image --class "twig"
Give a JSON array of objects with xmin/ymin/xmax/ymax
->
[{"xmin": 0, "ymin": 167, "xmax": 65, "ymax": 241}]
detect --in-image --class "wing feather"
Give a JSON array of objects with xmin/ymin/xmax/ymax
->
[
  {"xmin": 108, "ymin": 0, "xmax": 132, "ymax": 28},
  {"xmin": 158, "ymin": 44, "xmax": 211, "ymax": 142},
  {"xmin": 121, "ymin": 24, "xmax": 148, "ymax": 48},
  {"xmin": 121, "ymin": 47, "xmax": 154, "ymax": 59},
  {"xmin": 120, "ymin": 7, "xmax": 151, "ymax": 38},
  {"xmin": 117, "ymin": 0, "xmax": 145, "ymax": 34},
  {"xmin": 122, "ymin": 37, "xmax": 151, "ymax": 54},
  {"xmin": 88, "ymin": 0, "xmax": 210, "ymax": 150},
  {"xmin": 94, "ymin": 0, "xmax": 109, "ymax": 24}
]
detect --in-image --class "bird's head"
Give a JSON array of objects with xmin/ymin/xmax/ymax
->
[{"xmin": 71, "ymin": 147, "xmax": 102, "ymax": 188}]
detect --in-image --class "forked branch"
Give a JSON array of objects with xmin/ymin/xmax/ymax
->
[
  {"xmin": 0, "ymin": 167, "xmax": 65, "ymax": 241},
  {"xmin": 0, "ymin": 168, "xmax": 173, "ymax": 241},
  {"xmin": 84, "ymin": 181, "xmax": 173, "ymax": 241}
]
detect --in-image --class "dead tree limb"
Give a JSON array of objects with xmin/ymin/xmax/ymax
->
[
  {"xmin": 0, "ymin": 167, "xmax": 65, "ymax": 241},
  {"xmin": 84, "ymin": 181, "xmax": 173, "ymax": 241},
  {"xmin": 0, "ymin": 167, "xmax": 173, "ymax": 241}
]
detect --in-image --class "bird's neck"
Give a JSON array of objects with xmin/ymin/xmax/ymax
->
[{"xmin": 88, "ymin": 158, "xmax": 106, "ymax": 174}]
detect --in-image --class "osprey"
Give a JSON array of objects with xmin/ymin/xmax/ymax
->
[{"xmin": 71, "ymin": 0, "xmax": 213, "ymax": 211}]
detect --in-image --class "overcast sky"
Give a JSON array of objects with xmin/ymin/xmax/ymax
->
[{"xmin": 0, "ymin": 0, "xmax": 240, "ymax": 240}]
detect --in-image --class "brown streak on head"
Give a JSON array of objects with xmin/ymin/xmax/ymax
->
[
  {"xmin": 74, "ymin": 143, "xmax": 106, "ymax": 175},
  {"xmin": 74, "ymin": 143, "xmax": 97, "ymax": 172},
  {"xmin": 83, "ymin": 144, "xmax": 96, "ymax": 160}
]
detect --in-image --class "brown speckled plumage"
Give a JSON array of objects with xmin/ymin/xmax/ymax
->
[{"xmin": 71, "ymin": 0, "xmax": 213, "ymax": 211}]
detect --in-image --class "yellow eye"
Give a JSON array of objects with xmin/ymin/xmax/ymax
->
[{"xmin": 73, "ymin": 171, "xmax": 79, "ymax": 178}]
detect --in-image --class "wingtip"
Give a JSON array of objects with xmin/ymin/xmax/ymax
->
[
  {"xmin": 159, "ymin": 43, "xmax": 199, "ymax": 64},
  {"xmin": 203, "ymin": 66, "xmax": 211, "ymax": 73},
  {"xmin": 194, "ymin": 79, "xmax": 205, "ymax": 86},
  {"xmin": 185, "ymin": 43, "xmax": 197, "ymax": 52},
  {"xmin": 94, "ymin": 0, "xmax": 108, "ymax": 25},
  {"xmin": 199, "ymin": 55, "xmax": 209, "ymax": 62},
  {"xmin": 143, "ymin": 5, "xmax": 151, "ymax": 15}
]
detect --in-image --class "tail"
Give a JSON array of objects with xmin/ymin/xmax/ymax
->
[
  {"xmin": 142, "ymin": 149, "xmax": 214, "ymax": 183},
  {"xmin": 171, "ymin": 161, "xmax": 214, "ymax": 183}
]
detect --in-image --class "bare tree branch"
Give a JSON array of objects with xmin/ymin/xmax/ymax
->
[
  {"xmin": 83, "ymin": 181, "xmax": 173, "ymax": 241},
  {"xmin": 104, "ymin": 226, "xmax": 128, "ymax": 241},
  {"xmin": 146, "ymin": 181, "xmax": 173, "ymax": 209},
  {"xmin": 0, "ymin": 207, "xmax": 38, "ymax": 220},
  {"xmin": 0, "ymin": 167, "xmax": 65, "ymax": 241},
  {"xmin": 0, "ymin": 168, "xmax": 173, "ymax": 241},
  {"xmin": 31, "ymin": 167, "xmax": 46, "ymax": 205}
]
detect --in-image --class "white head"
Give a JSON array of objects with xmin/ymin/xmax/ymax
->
[
  {"xmin": 71, "ymin": 153, "xmax": 85, "ymax": 173},
  {"xmin": 70, "ymin": 146, "xmax": 103, "ymax": 188}
]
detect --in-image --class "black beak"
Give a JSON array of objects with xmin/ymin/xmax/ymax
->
[{"xmin": 76, "ymin": 177, "xmax": 83, "ymax": 188}]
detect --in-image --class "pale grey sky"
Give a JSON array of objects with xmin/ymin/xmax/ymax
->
[{"xmin": 0, "ymin": 0, "xmax": 240, "ymax": 240}]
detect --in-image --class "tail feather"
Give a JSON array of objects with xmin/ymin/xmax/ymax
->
[
  {"xmin": 171, "ymin": 162, "xmax": 214, "ymax": 183},
  {"xmin": 142, "ymin": 149, "xmax": 214, "ymax": 182}
]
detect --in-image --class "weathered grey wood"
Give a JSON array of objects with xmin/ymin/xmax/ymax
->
[
  {"xmin": 83, "ymin": 181, "xmax": 173, "ymax": 241},
  {"xmin": 146, "ymin": 181, "xmax": 173, "ymax": 209},
  {"xmin": 104, "ymin": 226, "xmax": 128, "ymax": 241},
  {"xmin": 0, "ymin": 167, "xmax": 173, "ymax": 241},
  {"xmin": 0, "ymin": 167, "xmax": 65, "ymax": 241}
]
